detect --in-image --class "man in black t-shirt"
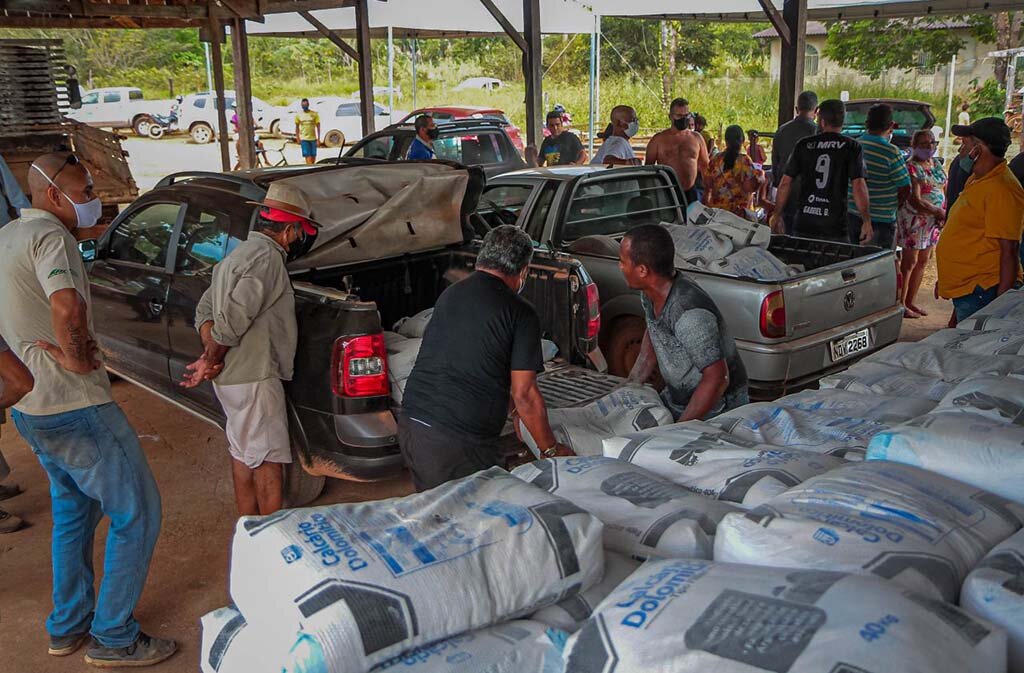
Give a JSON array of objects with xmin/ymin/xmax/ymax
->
[
  {"xmin": 538, "ymin": 110, "xmax": 586, "ymax": 166},
  {"xmin": 770, "ymin": 99, "xmax": 873, "ymax": 243},
  {"xmin": 399, "ymin": 226, "xmax": 572, "ymax": 491}
]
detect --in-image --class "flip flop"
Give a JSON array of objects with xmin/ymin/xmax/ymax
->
[{"xmin": 907, "ymin": 304, "xmax": 929, "ymax": 316}]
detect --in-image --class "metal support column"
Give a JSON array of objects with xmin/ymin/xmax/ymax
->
[
  {"xmin": 231, "ymin": 18, "xmax": 256, "ymax": 169},
  {"xmin": 522, "ymin": 0, "xmax": 543, "ymax": 148},
  {"xmin": 355, "ymin": 0, "xmax": 375, "ymax": 136},
  {"xmin": 203, "ymin": 21, "xmax": 231, "ymax": 172},
  {"xmin": 776, "ymin": 0, "xmax": 807, "ymax": 128},
  {"xmin": 387, "ymin": 24, "xmax": 395, "ymax": 124},
  {"xmin": 411, "ymin": 37, "xmax": 418, "ymax": 110},
  {"xmin": 588, "ymin": 14, "xmax": 599, "ymax": 159}
]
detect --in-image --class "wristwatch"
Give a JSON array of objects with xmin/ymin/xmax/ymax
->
[{"xmin": 541, "ymin": 445, "xmax": 559, "ymax": 458}]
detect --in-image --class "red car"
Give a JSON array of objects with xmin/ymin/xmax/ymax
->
[{"xmin": 398, "ymin": 106, "xmax": 524, "ymax": 153}]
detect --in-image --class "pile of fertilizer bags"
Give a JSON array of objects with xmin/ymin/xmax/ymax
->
[
  {"xmin": 660, "ymin": 203, "xmax": 797, "ymax": 281},
  {"xmin": 200, "ymin": 290, "xmax": 1024, "ymax": 673}
]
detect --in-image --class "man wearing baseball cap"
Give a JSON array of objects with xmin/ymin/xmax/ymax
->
[
  {"xmin": 181, "ymin": 182, "xmax": 319, "ymax": 515},
  {"xmin": 936, "ymin": 117, "xmax": 1024, "ymax": 324}
]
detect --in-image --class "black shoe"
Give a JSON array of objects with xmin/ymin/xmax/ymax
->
[
  {"xmin": 48, "ymin": 630, "xmax": 90, "ymax": 656},
  {"xmin": 84, "ymin": 632, "xmax": 177, "ymax": 668}
]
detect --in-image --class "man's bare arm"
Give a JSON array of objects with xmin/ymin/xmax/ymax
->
[
  {"xmin": 998, "ymin": 239, "xmax": 1019, "ymax": 295},
  {"xmin": 37, "ymin": 288, "xmax": 101, "ymax": 374},
  {"xmin": 644, "ymin": 135, "xmax": 659, "ymax": 165},
  {"xmin": 511, "ymin": 370, "xmax": 573, "ymax": 457},
  {"xmin": 696, "ymin": 134, "xmax": 710, "ymax": 173},
  {"xmin": 627, "ymin": 331, "xmax": 658, "ymax": 384},
  {"xmin": 679, "ymin": 359, "xmax": 729, "ymax": 422},
  {"xmin": 851, "ymin": 178, "xmax": 874, "ymax": 244},
  {"xmin": 0, "ymin": 349, "xmax": 33, "ymax": 408},
  {"xmin": 769, "ymin": 175, "xmax": 793, "ymax": 233}
]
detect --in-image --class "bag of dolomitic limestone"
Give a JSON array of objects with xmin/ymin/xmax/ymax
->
[
  {"xmin": 820, "ymin": 361, "xmax": 956, "ymax": 401},
  {"xmin": 531, "ymin": 551, "xmax": 642, "ymax": 633},
  {"xmin": 956, "ymin": 287, "xmax": 1024, "ymax": 328},
  {"xmin": 385, "ymin": 333, "xmax": 423, "ymax": 404},
  {"xmin": 603, "ymin": 420, "xmax": 846, "ymax": 508},
  {"xmin": 686, "ymin": 202, "xmax": 771, "ymax": 249},
  {"xmin": 512, "ymin": 456, "xmax": 739, "ymax": 561},
  {"xmin": 229, "ymin": 467, "xmax": 604, "ymax": 673},
  {"xmin": 962, "ymin": 528, "xmax": 1024, "ymax": 673},
  {"xmin": 714, "ymin": 461, "xmax": 1024, "ymax": 603},
  {"xmin": 923, "ymin": 326, "xmax": 1024, "ymax": 357},
  {"xmin": 706, "ymin": 246, "xmax": 796, "ymax": 281},
  {"xmin": 562, "ymin": 559, "xmax": 1007, "ymax": 673},
  {"xmin": 866, "ymin": 341, "xmax": 1024, "ymax": 382},
  {"xmin": 393, "ymin": 309, "xmax": 434, "ymax": 339},
  {"xmin": 660, "ymin": 223, "xmax": 733, "ymax": 269},
  {"xmin": 773, "ymin": 388, "xmax": 935, "ymax": 421},
  {"xmin": 866, "ymin": 375, "xmax": 1024, "ymax": 504},
  {"xmin": 518, "ymin": 385, "xmax": 673, "ymax": 458}
]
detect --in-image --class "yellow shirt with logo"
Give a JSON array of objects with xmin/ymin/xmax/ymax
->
[
  {"xmin": 936, "ymin": 162, "xmax": 1024, "ymax": 299},
  {"xmin": 0, "ymin": 209, "xmax": 113, "ymax": 415},
  {"xmin": 294, "ymin": 110, "xmax": 320, "ymax": 142}
]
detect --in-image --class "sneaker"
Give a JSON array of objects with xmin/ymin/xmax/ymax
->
[
  {"xmin": 0, "ymin": 508, "xmax": 23, "ymax": 534},
  {"xmin": 48, "ymin": 631, "xmax": 90, "ymax": 656},
  {"xmin": 0, "ymin": 483, "xmax": 21, "ymax": 502},
  {"xmin": 84, "ymin": 632, "xmax": 177, "ymax": 668}
]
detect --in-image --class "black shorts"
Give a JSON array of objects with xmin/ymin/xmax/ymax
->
[{"xmin": 396, "ymin": 412, "xmax": 502, "ymax": 492}]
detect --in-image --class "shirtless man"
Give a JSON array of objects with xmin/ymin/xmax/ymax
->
[{"xmin": 645, "ymin": 98, "xmax": 709, "ymax": 205}]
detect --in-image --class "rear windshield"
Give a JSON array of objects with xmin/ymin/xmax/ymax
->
[
  {"xmin": 562, "ymin": 174, "xmax": 682, "ymax": 240},
  {"xmin": 434, "ymin": 132, "xmax": 508, "ymax": 164},
  {"xmin": 844, "ymin": 105, "xmax": 931, "ymax": 141}
]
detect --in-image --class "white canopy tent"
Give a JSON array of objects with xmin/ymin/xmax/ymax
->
[{"xmin": 587, "ymin": 0, "xmax": 1021, "ymax": 22}]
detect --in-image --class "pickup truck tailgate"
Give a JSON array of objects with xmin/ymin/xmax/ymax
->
[{"xmin": 537, "ymin": 365, "xmax": 626, "ymax": 409}]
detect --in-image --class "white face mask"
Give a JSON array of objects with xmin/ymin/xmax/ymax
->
[
  {"xmin": 31, "ymin": 164, "xmax": 102, "ymax": 229},
  {"xmin": 626, "ymin": 120, "xmax": 640, "ymax": 138}
]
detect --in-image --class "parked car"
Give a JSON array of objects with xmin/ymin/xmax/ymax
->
[
  {"xmin": 176, "ymin": 91, "xmax": 284, "ymax": 144},
  {"xmin": 65, "ymin": 87, "xmax": 175, "ymax": 136},
  {"xmin": 343, "ymin": 119, "xmax": 526, "ymax": 177},
  {"xmin": 398, "ymin": 106, "xmax": 525, "ymax": 153},
  {"xmin": 480, "ymin": 165, "xmax": 904, "ymax": 397},
  {"xmin": 843, "ymin": 98, "xmax": 936, "ymax": 153},
  {"xmin": 81, "ymin": 161, "xmax": 607, "ymax": 505},
  {"xmin": 454, "ymin": 77, "xmax": 504, "ymax": 91},
  {"xmin": 282, "ymin": 97, "xmax": 402, "ymax": 147}
]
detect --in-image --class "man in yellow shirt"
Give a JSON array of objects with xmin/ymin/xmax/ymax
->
[
  {"xmin": 293, "ymin": 98, "xmax": 321, "ymax": 165},
  {"xmin": 936, "ymin": 118, "xmax": 1024, "ymax": 323}
]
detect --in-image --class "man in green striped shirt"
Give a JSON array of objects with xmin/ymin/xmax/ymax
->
[{"xmin": 847, "ymin": 104, "xmax": 910, "ymax": 248}]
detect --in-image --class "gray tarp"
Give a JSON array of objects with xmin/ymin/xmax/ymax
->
[{"xmin": 281, "ymin": 162, "xmax": 469, "ymax": 271}]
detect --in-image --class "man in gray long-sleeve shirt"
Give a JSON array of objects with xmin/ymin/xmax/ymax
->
[{"xmin": 181, "ymin": 182, "xmax": 318, "ymax": 515}]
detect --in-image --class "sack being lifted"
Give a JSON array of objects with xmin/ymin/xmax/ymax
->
[
  {"xmin": 961, "ymin": 528, "xmax": 1024, "ymax": 673},
  {"xmin": 603, "ymin": 420, "xmax": 845, "ymax": 508},
  {"xmin": 512, "ymin": 456, "xmax": 739, "ymax": 561},
  {"xmin": 229, "ymin": 467, "xmax": 604, "ymax": 673},
  {"xmin": 714, "ymin": 461, "xmax": 1024, "ymax": 603},
  {"xmin": 562, "ymin": 559, "xmax": 1007, "ymax": 673}
]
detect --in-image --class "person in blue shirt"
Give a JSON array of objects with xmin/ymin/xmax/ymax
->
[
  {"xmin": 407, "ymin": 115, "xmax": 438, "ymax": 160},
  {"xmin": 0, "ymin": 154, "xmax": 30, "ymax": 228}
]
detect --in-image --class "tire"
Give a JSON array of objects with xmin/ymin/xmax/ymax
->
[
  {"xmin": 190, "ymin": 122, "xmax": 214, "ymax": 144},
  {"xmin": 148, "ymin": 124, "xmax": 165, "ymax": 139},
  {"xmin": 323, "ymin": 129, "xmax": 345, "ymax": 148},
  {"xmin": 269, "ymin": 119, "xmax": 281, "ymax": 136},
  {"xmin": 283, "ymin": 435, "xmax": 326, "ymax": 508},
  {"xmin": 133, "ymin": 115, "xmax": 154, "ymax": 137},
  {"xmin": 604, "ymin": 315, "xmax": 647, "ymax": 378}
]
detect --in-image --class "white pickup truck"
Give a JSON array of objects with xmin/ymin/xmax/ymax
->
[{"xmin": 66, "ymin": 86, "xmax": 175, "ymax": 136}]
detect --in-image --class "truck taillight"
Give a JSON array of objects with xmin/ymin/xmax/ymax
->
[
  {"xmin": 331, "ymin": 333, "xmax": 388, "ymax": 398},
  {"xmin": 759, "ymin": 290, "xmax": 786, "ymax": 338},
  {"xmin": 585, "ymin": 282, "xmax": 601, "ymax": 340}
]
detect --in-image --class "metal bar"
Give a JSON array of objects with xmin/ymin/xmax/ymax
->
[
  {"xmin": 411, "ymin": 37, "xmax": 418, "ymax": 110},
  {"xmin": 522, "ymin": 0, "xmax": 542, "ymax": 148},
  {"xmin": 588, "ymin": 14, "xmax": 597, "ymax": 159},
  {"xmin": 231, "ymin": 17, "xmax": 256, "ymax": 169},
  {"xmin": 209, "ymin": 20, "xmax": 231, "ymax": 172},
  {"xmin": 775, "ymin": 0, "xmax": 806, "ymax": 128},
  {"xmin": 299, "ymin": 9, "xmax": 359, "ymax": 62},
  {"xmin": 478, "ymin": 0, "xmax": 528, "ymax": 53},
  {"xmin": 943, "ymin": 54, "xmax": 956, "ymax": 161},
  {"xmin": 387, "ymin": 24, "xmax": 394, "ymax": 125},
  {"xmin": 354, "ymin": 0, "xmax": 375, "ymax": 137}
]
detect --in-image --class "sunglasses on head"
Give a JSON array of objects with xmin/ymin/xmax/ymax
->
[{"xmin": 49, "ymin": 154, "xmax": 81, "ymax": 182}]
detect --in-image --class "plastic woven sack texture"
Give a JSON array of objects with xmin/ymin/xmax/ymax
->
[{"xmin": 962, "ymin": 528, "xmax": 1024, "ymax": 673}]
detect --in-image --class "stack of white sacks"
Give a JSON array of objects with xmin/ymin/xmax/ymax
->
[
  {"xmin": 201, "ymin": 290, "xmax": 1024, "ymax": 673},
  {"xmin": 661, "ymin": 203, "xmax": 796, "ymax": 281}
]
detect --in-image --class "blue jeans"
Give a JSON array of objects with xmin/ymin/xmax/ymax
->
[
  {"xmin": 299, "ymin": 139, "xmax": 317, "ymax": 158},
  {"xmin": 12, "ymin": 403, "xmax": 161, "ymax": 647},
  {"xmin": 952, "ymin": 284, "xmax": 999, "ymax": 324}
]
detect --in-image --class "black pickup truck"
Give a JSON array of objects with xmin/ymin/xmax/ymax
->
[{"xmin": 83, "ymin": 161, "xmax": 610, "ymax": 504}]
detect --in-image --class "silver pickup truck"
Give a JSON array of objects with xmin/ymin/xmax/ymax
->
[{"xmin": 478, "ymin": 165, "xmax": 904, "ymax": 398}]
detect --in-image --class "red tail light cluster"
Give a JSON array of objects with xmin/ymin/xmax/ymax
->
[
  {"xmin": 332, "ymin": 333, "xmax": 388, "ymax": 398},
  {"xmin": 759, "ymin": 290, "xmax": 786, "ymax": 338},
  {"xmin": 585, "ymin": 282, "xmax": 601, "ymax": 340}
]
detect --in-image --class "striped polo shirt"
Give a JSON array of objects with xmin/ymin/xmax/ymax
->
[{"xmin": 847, "ymin": 133, "xmax": 910, "ymax": 223}]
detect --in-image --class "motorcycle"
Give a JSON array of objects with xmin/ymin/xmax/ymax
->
[{"xmin": 147, "ymin": 110, "xmax": 179, "ymax": 139}]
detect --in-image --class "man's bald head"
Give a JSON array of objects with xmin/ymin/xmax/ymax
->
[
  {"xmin": 610, "ymin": 105, "xmax": 636, "ymax": 125},
  {"xmin": 28, "ymin": 153, "xmax": 96, "ymax": 231}
]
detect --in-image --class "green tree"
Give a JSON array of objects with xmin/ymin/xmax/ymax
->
[{"xmin": 825, "ymin": 16, "xmax": 995, "ymax": 79}]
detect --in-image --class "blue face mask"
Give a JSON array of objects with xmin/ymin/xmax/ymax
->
[{"xmin": 959, "ymin": 152, "xmax": 976, "ymax": 175}]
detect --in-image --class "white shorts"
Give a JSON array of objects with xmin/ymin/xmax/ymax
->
[{"xmin": 214, "ymin": 378, "xmax": 292, "ymax": 468}]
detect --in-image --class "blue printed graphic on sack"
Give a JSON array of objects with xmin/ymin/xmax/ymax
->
[
  {"xmin": 281, "ymin": 544, "xmax": 304, "ymax": 564},
  {"xmin": 813, "ymin": 528, "xmax": 840, "ymax": 546}
]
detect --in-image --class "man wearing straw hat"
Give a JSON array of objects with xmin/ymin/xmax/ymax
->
[{"xmin": 182, "ymin": 182, "xmax": 319, "ymax": 516}]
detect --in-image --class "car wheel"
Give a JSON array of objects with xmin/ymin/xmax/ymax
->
[
  {"xmin": 323, "ymin": 129, "xmax": 346, "ymax": 148},
  {"xmin": 283, "ymin": 435, "xmax": 326, "ymax": 508},
  {"xmin": 190, "ymin": 123, "xmax": 214, "ymax": 144},
  {"xmin": 604, "ymin": 315, "xmax": 647, "ymax": 378},
  {"xmin": 133, "ymin": 115, "xmax": 154, "ymax": 137},
  {"xmin": 269, "ymin": 119, "xmax": 281, "ymax": 136}
]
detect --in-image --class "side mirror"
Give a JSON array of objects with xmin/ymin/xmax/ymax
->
[{"xmin": 79, "ymin": 238, "xmax": 98, "ymax": 263}]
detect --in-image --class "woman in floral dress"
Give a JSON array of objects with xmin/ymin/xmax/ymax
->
[
  {"xmin": 897, "ymin": 130, "xmax": 946, "ymax": 318},
  {"xmin": 704, "ymin": 125, "xmax": 764, "ymax": 217}
]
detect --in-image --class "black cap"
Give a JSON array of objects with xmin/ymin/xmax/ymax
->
[{"xmin": 952, "ymin": 117, "xmax": 1012, "ymax": 157}]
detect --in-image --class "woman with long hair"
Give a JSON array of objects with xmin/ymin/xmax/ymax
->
[
  {"xmin": 897, "ymin": 129, "xmax": 946, "ymax": 318},
  {"xmin": 703, "ymin": 124, "xmax": 763, "ymax": 216}
]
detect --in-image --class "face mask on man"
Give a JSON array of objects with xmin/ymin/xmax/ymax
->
[
  {"xmin": 301, "ymin": 103, "xmax": 310, "ymax": 112},
  {"xmin": 426, "ymin": 127, "xmax": 440, "ymax": 140},
  {"xmin": 626, "ymin": 120, "xmax": 640, "ymax": 138},
  {"xmin": 672, "ymin": 116, "xmax": 689, "ymax": 131},
  {"xmin": 959, "ymin": 146, "xmax": 979, "ymax": 175},
  {"xmin": 31, "ymin": 164, "xmax": 102, "ymax": 229}
]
